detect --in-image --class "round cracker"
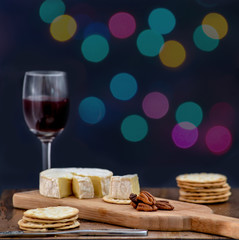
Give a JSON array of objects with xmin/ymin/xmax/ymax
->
[
  {"xmin": 179, "ymin": 189, "xmax": 230, "ymax": 197},
  {"xmin": 177, "ymin": 181, "xmax": 226, "ymax": 188},
  {"xmin": 24, "ymin": 206, "xmax": 79, "ymax": 220},
  {"xmin": 176, "ymin": 173, "xmax": 227, "ymax": 184},
  {"xmin": 19, "ymin": 226, "xmax": 47, "ymax": 232},
  {"xmin": 179, "ymin": 184, "xmax": 230, "ymax": 193},
  {"xmin": 54, "ymin": 220, "xmax": 80, "ymax": 230},
  {"xmin": 103, "ymin": 195, "xmax": 130, "ymax": 204},
  {"xmin": 177, "ymin": 183, "xmax": 229, "ymax": 190},
  {"xmin": 181, "ymin": 192, "xmax": 231, "ymax": 200},
  {"xmin": 18, "ymin": 219, "xmax": 74, "ymax": 229},
  {"xmin": 179, "ymin": 196, "xmax": 229, "ymax": 204},
  {"xmin": 22, "ymin": 215, "xmax": 78, "ymax": 223}
]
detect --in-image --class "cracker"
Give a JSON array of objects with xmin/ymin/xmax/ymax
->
[
  {"xmin": 179, "ymin": 196, "xmax": 229, "ymax": 204},
  {"xmin": 181, "ymin": 192, "xmax": 231, "ymax": 200},
  {"xmin": 177, "ymin": 181, "xmax": 226, "ymax": 188},
  {"xmin": 54, "ymin": 220, "xmax": 80, "ymax": 230},
  {"xmin": 180, "ymin": 184, "xmax": 230, "ymax": 193},
  {"xmin": 103, "ymin": 195, "xmax": 131, "ymax": 204},
  {"xmin": 176, "ymin": 173, "xmax": 227, "ymax": 184},
  {"xmin": 179, "ymin": 189, "xmax": 230, "ymax": 197},
  {"xmin": 18, "ymin": 219, "xmax": 74, "ymax": 229},
  {"xmin": 19, "ymin": 226, "xmax": 47, "ymax": 232},
  {"xmin": 177, "ymin": 183, "xmax": 229, "ymax": 190},
  {"xmin": 24, "ymin": 206, "xmax": 79, "ymax": 220},
  {"xmin": 22, "ymin": 215, "xmax": 78, "ymax": 223}
]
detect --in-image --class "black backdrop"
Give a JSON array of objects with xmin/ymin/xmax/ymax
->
[{"xmin": 0, "ymin": 0, "xmax": 239, "ymax": 194}]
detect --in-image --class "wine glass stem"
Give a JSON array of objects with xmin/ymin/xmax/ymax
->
[{"xmin": 41, "ymin": 141, "xmax": 52, "ymax": 170}]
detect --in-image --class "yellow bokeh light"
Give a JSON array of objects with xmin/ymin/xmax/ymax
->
[
  {"xmin": 202, "ymin": 13, "xmax": 228, "ymax": 39},
  {"xmin": 50, "ymin": 15, "xmax": 77, "ymax": 42},
  {"xmin": 159, "ymin": 40, "xmax": 186, "ymax": 68}
]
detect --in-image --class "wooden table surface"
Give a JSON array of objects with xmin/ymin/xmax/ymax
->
[{"xmin": 1, "ymin": 188, "xmax": 239, "ymax": 239}]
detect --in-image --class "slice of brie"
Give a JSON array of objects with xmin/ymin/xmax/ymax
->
[
  {"xmin": 72, "ymin": 176, "xmax": 94, "ymax": 199},
  {"xmin": 72, "ymin": 168, "xmax": 113, "ymax": 198},
  {"xmin": 39, "ymin": 168, "xmax": 73, "ymax": 198},
  {"xmin": 109, "ymin": 174, "xmax": 140, "ymax": 200}
]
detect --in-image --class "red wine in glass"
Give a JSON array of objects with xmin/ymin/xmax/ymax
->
[
  {"xmin": 23, "ymin": 96, "xmax": 69, "ymax": 140},
  {"xmin": 22, "ymin": 71, "xmax": 69, "ymax": 170}
]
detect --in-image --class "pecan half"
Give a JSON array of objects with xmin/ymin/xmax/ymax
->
[
  {"xmin": 137, "ymin": 191, "xmax": 156, "ymax": 205},
  {"xmin": 130, "ymin": 201, "xmax": 138, "ymax": 209},
  {"xmin": 155, "ymin": 200, "xmax": 174, "ymax": 210},
  {"xmin": 136, "ymin": 203, "xmax": 158, "ymax": 211},
  {"xmin": 129, "ymin": 193, "xmax": 138, "ymax": 203}
]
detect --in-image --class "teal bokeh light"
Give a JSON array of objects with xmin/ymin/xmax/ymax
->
[
  {"xmin": 136, "ymin": 29, "xmax": 164, "ymax": 57},
  {"xmin": 39, "ymin": 0, "xmax": 65, "ymax": 23},
  {"xmin": 121, "ymin": 115, "xmax": 148, "ymax": 142},
  {"xmin": 110, "ymin": 73, "xmax": 137, "ymax": 100},
  {"xmin": 81, "ymin": 34, "xmax": 109, "ymax": 62},
  {"xmin": 148, "ymin": 8, "xmax": 176, "ymax": 34},
  {"xmin": 176, "ymin": 102, "xmax": 203, "ymax": 127},
  {"xmin": 193, "ymin": 25, "xmax": 219, "ymax": 51},
  {"xmin": 79, "ymin": 97, "xmax": 106, "ymax": 124}
]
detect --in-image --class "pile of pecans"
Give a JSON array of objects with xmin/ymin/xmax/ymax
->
[{"xmin": 129, "ymin": 191, "xmax": 174, "ymax": 212}]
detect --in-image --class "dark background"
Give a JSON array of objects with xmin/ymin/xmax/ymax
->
[{"xmin": 0, "ymin": 0, "xmax": 239, "ymax": 194}]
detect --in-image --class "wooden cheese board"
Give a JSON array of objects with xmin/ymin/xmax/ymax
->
[{"xmin": 13, "ymin": 190, "xmax": 239, "ymax": 239}]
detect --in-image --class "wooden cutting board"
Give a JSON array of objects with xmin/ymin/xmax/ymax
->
[{"xmin": 13, "ymin": 190, "xmax": 239, "ymax": 239}]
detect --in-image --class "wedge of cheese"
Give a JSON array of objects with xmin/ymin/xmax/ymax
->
[
  {"xmin": 72, "ymin": 176, "xmax": 94, "ymax": 199},
  {"xmin": 39, "ymin": 168, "xmax": 73, "ymax": 198},
  {"xmin": 72, "ymin": 168, "xmax": 113, "ymax": 198},
  {"xmin": 109, "ymin": 174, "xmax": 140, "ymax": 200},
  {"xmin": 39, "ymin": 168, "xmax": 113, "ymax": 198}
]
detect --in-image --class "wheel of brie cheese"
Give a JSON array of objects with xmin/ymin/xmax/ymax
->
[{"xmin": 39, "ymin": 168, "xmax": 113, "ymax": 199}]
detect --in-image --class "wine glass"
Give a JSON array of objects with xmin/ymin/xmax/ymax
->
[{"xmin": 22, "ymin": 71, "xmax": 69, "ymax": 170}]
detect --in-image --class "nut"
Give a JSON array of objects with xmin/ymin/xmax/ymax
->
[
  {"xmin": 155, "ymin": 200, "xmax": 174, "ymax": 210},
  {"xmin": 129, "ymin": 193, "xmax": 138, "ymax": 203},
  {"xmin": 137, "ymin": 191, "xmax": 156, "ymax": 205},
  {"xmin": 136, "ymin": 203, "xmax": 158, "ymax": 211}
]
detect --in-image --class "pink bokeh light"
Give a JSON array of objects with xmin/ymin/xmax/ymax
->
[
  {"xmin": 108, "ymin": 12, "xmax": 136, "ymax": 39},
  {"xmin": 172, "ymin": 122, "xmax": 198, "ymax": 149},
  {"xmin": 142, "ymin": 92, "xmax": 169, "ymax": 119},
  {"xmin": 209, "ymin": 102, "xmax": 235, "ymax": 127},
  {"xmin": 205, "ymin": 125, "xmax": 232, "ymax": 155}
]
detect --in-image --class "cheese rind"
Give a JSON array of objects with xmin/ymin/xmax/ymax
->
[
  {"xmin": 39, "ymin": 168, "xmax": 113, "ymax": 198},
  {"xmin": 109, "ymin": 174, "xmax": 140, "ymax": 200},
  {"xmin": 72, "ymin": 168, "xmax": 113, "ymax": 198},
  {"xmin": 72, "ymin": 176, "xmax": 94, "ymax": 199},
  {"xmin": 39, "ymin": 169, "xmax": 73, "ymax": 198}
]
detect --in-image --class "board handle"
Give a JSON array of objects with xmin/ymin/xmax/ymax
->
[{"xmin": 190, "ymin": 212, "xmax": 239, "ymax": 239}]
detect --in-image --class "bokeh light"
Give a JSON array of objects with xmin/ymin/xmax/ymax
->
[
  {"xmin": 84, "ymin": 22, "xmax": 110, "ymax": 40},
  {"xmin": 74, "ymin": 14, "xmax": 92, "ymax": 40},
  {"xmin": 110, "ymin": 73, "xmax": 137, "ymax": 100},
  {"xmin": 108, "ymin": 12, "xmax": 136, "ymax": 39},
  {"xmin": 205, "ymin": 126, "xmax": 232, "ymax": 155},
  {"xmin": 79, "ymin": 97, "xmax": 106, "ymax": 124},
  {"xmin": 193, "ymin": 25, "xmax": 219, "ymax": 51},
  {"xmin": 121, "ymin": 115, "xmax": 148, "ymax": 142},
  {"xmin": 176, "ymin": 101, "xmax": 203, "ymax": 127},
  {"xmin": 136, "ymin": 29, "xmax": 164, "ymax": 57},
  {"xmin": 50, "ymin": 15, "xmax": 77, "ymax": 42},
  {"xmin": 81, "ymin": 34, "xmax": 109, "ymax": 62},
  {"xmin": 159, "ymin": 40, "xmax": 186, "ymax": 68},
  {"xmin": 148, "ymin": 8, "xmax": 176, "ymax": 35},
  {"xmin": 209, "ymin": 102, "xmax": 235, "ymax": 127},
  {"xmin": 39, "ymin": 0, "xmax": 66, "ymax": 24},
  {"xmin": 202, "ymin": 13, "xmax": 228, "ymax": 39},
  {"xmin": 142, "ymin": 92, "xmax": 169, "ymax": 119},
  {"xmin": 172, "ymin": 122, "xmax": 198, "ymax": 149}
]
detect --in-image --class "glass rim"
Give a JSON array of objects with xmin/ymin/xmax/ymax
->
[{"xmin": 25, "ymin": 71, "xmax": 66, "ymax": 77}]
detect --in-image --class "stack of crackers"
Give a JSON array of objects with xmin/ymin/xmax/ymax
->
[
  {"xmin": 18, "ymin": 206, "xmax": 80, "ymax": 232},
  {"xmin": 176, "ymin": 173, "xmax": 231, "ymax": 204}
]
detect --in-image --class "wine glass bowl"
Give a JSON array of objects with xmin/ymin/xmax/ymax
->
[{"xmin": 22, "ymin": 71, "xmax": 69, "ymax": 169}]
